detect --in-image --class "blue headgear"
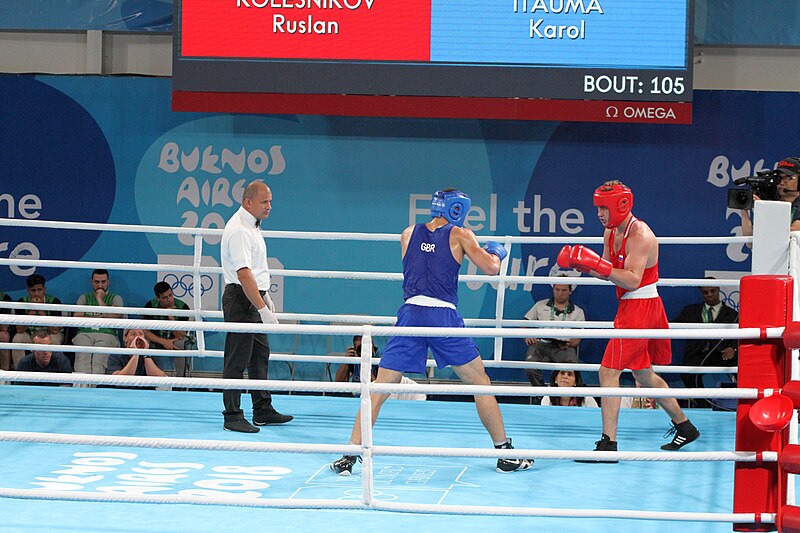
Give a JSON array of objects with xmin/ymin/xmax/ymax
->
[{"xmin": 431, "ymin": 190, "xmax": 471, "ymax": 227}]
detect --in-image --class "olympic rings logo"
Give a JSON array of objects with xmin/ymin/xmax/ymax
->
[
  {"xmin": 721, "ymin": 290, "xmax": 739, "ymax": 311},
  {"xmin": 163, "ymin": 274, "xmax": 214, "ymax": 298}
]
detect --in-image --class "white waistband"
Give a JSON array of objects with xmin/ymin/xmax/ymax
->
[
  {"xmin": 620, "ymin": 283, "xmax": 659, "ymax": 300},
  {"xmin": 405, "ymin": 295, "xmax": 456, "ymax": 310}
]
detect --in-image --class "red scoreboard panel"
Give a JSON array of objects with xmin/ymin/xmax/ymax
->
[{"xmin": 182, "ymin": 0, "xmax": 432, "ymax": 61}]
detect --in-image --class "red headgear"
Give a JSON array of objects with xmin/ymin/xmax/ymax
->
[{"xmin": 593, "ymin": 183, "xmax": 633, "ymax": 229}]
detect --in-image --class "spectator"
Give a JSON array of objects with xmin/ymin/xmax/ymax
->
[
  {"xmin": 587, "ymin": 383, "xmax": 657, "ymax": 409},
  {"xmin": 106, "ymin": 328, "xmax": 168, "ymax": 377},
  {"xmin": 72, "ymin": 269, "xmax": 125, "ymax": 376},
  {"xmin": 0, "ymin": 290, "xmax": 11, "ymax": 371},
  {"xmin": 143, "ymin": 281, "xmax": 195, "ymax": 377},
  {"xmin": 523, "ymin": 278, "xmax": 585, "ymax": 403},
  {"xmin": 15, "ymin": 330, "xmax": 73, "ymax": 385},
  {"xmin": 616, "ymin": 382, "xmax": 658, "ymax": 409},
  {"xmin": 540, "ymin": 369, "xmax": 598, "ymax": 407},
  {"xmin": 11, "ymin": 273, "xmax": 64, "ymax": 369},
  {"xmin": 673, "ymin": 281, "xmax": 739, "ymax": 408}
]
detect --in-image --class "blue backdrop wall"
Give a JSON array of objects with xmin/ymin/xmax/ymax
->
[{"xmin": 1, "ymin": 74, "xmax": 797, "ymax": 382}]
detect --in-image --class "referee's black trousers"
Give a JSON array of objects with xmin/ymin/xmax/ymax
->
[{"xmin": 221, "ymin": 283, "xmax": 273, "ymax": 421}]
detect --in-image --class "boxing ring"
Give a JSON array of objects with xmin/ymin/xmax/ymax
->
[{"xmin": 0, "ymin": 202, "xmax": 799, "ymax": 533}]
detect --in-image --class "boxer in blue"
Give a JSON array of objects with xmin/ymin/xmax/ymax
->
[{"xmin": 331, "ymin": 189, "xmax": 534, "ymax": 475}]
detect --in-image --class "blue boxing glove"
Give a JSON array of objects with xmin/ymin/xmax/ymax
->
[{"xmin": 483, "ymin": 241, "xmax": 507, "ymax": 261}]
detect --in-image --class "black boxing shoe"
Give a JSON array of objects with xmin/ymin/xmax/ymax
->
[
  {"xmin": 495, "ymin": 438, "xmax": 534, "ymax": 473},
  {"xmin": 661, "ymin": 419, "xmax": 700, "ymax": 451},
  {"xmin": 331, "ymin": 455, "xmax": 361, "ymax": 476},
  {"xmin": 575, "ymin": 434, "xmax": 618, "ymax": 463}
]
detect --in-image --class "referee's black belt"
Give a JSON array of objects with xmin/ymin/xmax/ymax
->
[{"xmin": 225, "ymin": 283, "xmax": 265, "ymax": 296}]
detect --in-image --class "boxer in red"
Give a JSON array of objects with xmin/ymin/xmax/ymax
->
[{"xmin": 559, "ymin": 180, "xmax": 699, "ymax": 461}]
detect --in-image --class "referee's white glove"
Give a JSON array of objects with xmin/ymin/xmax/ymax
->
[
  {"xmin": 258, "ymin": 306, "xmax": 278, "ymax": 325},
  {"xmin": 264, "ymin": 292, "xmax": 276, "ymax": 313},
  {"xmin": 259, "ymin": 292, "xmax": 278, "ymax": 324}
]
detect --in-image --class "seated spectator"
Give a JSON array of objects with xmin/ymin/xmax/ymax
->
[
  {"xmin": 614, "ymin": 382, "xmax": 658, "ymax": 409},
  {"xmin": 673, "ymin": 280, "xmax": 739, "ymax": 408},
  {"xmin": 15, "ymin": 330, "xmax": 73, "ymax": 385},
  {"xmin": 523, "ymin": 278, "xmax": 585, "ymax": 403},
  {"xmin": 335, "ymin": 335, "xmax": 425, "ymax": 400},
  {"xmin": 334, "ymin": 335, "xmax": 379, "ymax": 383},
  {"xmin": 540, "ymin": 369, "xmax": 598, "ymax": 407},
  {"xmin": 106, "ymin": 328, "xmax": 168, "ymax": 377},
  {"xmin": 143, "ymin": 281, "xmax": 195, "ymax": 377},
  {"xmin": 12, "ymin": 273, "xmax": 64, "ymax": 369},
  {"xmin": 72, "ymin": 269, "xmax": 125, "ymax": 376},
  {"xmin": 0, "ymin": 290, "xmax": 11, "ymax": 371},
  {"xmin": 621, "ymin": 396, "xmax": 658, "ymax": 409}
]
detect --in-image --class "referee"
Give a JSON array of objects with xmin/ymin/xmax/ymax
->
[{"xmin": 220, "ymin": 180, "xmax": 292, "ymax": 433}]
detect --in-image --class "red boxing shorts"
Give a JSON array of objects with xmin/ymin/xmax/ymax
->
[{"xmin": 602, "ymin": 296, "xmax": 672, "ymax": 370}]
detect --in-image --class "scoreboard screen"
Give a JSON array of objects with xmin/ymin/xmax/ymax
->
[{"xmin": 172, "ymin": 1, "xmax": 694, "ymax": 123}]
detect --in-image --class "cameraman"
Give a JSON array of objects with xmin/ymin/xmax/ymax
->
[{"xmin": 741, "ymin": 157, "xmax": 800, "ymax": 239}]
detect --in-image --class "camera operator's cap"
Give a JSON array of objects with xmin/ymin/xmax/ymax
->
[{"xmin": 777, "ymin": 157, "xmax": 800, "ymax": 178}]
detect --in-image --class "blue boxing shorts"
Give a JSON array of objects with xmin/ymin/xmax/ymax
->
[{"xmin": 379, "ymin": 304, "xmax": 480, "ymax": 374}]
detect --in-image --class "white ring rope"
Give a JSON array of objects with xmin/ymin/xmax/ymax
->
[
  {"xmin": 0, "ymin": 217, "xmax": 753, "ymax": 246},
  {"xmin": 0, "ymin": 262, "xmax": 745, "ymax": 288},
  {"xmin": 0, "ymin": 371, "xmax": 765, "ymax": 400},
  {"xmin": 369, "ymin": 502, "xmax": 772, "ymax": 523},
  {"xmin": 0, "ymin": 300, "xmax": 743, "ymax": 329},
  {"xmin": 0, "ymin": 257, "xmax": 215, "ymax": 274},
  {"xmin": 0, "ymin": 338, "xmax": 739, "ymax": 368},
  {"xmin": 0, "ymin": 312, "xmax": 778, "ymax": 340},
  {"xmin": 0, "ymin": 431, "xmax": 362, "ymax": 455},
  {"xmin": 0, "ymin": 487, "xmax": 771, "ymax": 524},
  {"xmin": 0, "ymin": 431, "xmax": 774, "ymax": 463},
  {"xmin": 0, "ymin": 488, "xmax": 365, "ymax": 510},
  {"xmin": 0, "ymin": 311, "xmax": 764, "ymax": 379},
  {"xmin": 0, "ymin": 300, "xmax": 200, "ymax": 318},
  {"xmin": 0, "ymin": 341, "xmax": 741, "ymax": 377},
  {"xmin": 0, "ymin": 257, "xmax": 745, "ymax": 287}
]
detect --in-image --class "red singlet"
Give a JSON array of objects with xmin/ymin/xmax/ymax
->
[{"xmin": 602, "ymin": 218, "xmax": 672, "ymax": 370}]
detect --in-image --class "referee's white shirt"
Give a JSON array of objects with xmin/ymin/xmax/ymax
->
[{"xmin": 221, "ymin": 206, "xmax": 271, "ymax": 290}]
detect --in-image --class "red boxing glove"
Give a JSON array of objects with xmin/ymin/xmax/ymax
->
[
  {"xmin": 556, "ymin": 245, "xmax": 573, "ymax": 268},
  {"xmin": 569, "ymin": 245, "xmax": 613, "ymax": 278}
]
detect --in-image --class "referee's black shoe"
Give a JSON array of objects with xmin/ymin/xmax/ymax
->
[
  {"xmin": 224, "ymin": 419, "xmax": 260, "ymax": 433},
  {"xmin": 253, "ymin": 410, "xmax": 293, "ymax": 426}
]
